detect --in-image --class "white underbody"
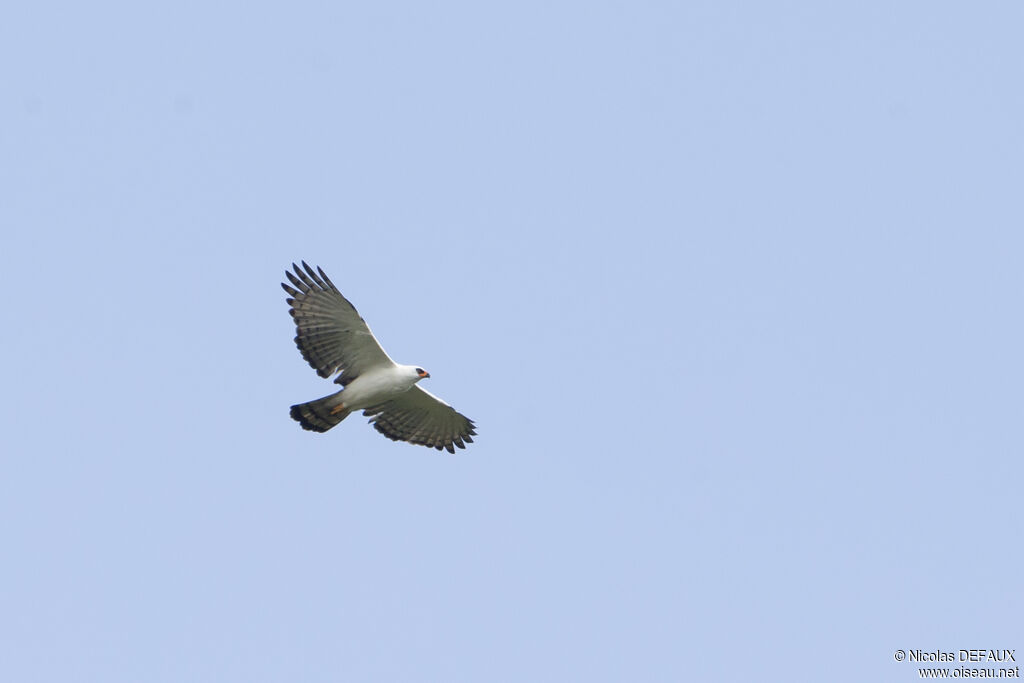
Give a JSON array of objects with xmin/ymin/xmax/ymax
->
[{"xmin": 337, "ymin": 364, "xmax": 420, "ymax": 411}]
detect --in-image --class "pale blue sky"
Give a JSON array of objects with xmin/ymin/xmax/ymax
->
[{"xmin": 2, "ymin": 2, "xmax": 1022, "ymax": 681}]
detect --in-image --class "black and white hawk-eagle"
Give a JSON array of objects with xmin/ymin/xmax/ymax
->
[{"xmin": 282, "ymin": 262, "xmax": 476, "ymax": 453}]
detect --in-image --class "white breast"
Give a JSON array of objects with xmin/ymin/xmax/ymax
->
[{"xmin": 340, "ymin": 367, "xmax": 417, "ymax": 410}]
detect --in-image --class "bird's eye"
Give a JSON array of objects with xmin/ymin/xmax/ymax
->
[{"xmin": 415, "ymin": 368, "xmax": 424, "ymax": 374}]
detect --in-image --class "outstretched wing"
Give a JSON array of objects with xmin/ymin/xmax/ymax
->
[
  {"xmin": 282, "ymin": 262, "xmax": 393, "ymax": 385},
  {"xmin": 364, "ymin": 386, "xmax": 476, "ymax": 454}
]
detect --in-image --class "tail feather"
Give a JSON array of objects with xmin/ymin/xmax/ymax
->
[{"xmin": 290, "ymin": 393, "xmax": 351, "ymax": 432}]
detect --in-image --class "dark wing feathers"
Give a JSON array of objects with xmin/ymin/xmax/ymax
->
[
  {"xmin": 364, "ymin": 386, "xmax": 477, "ymax": 454},
  {"xmin": 282, "ymin": 262, "xmax": 392, "ymax": 384}
]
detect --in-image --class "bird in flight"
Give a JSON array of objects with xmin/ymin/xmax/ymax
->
[{"xmin": 282, "ymin": 262, "xmax": 476, "ymax": 453}]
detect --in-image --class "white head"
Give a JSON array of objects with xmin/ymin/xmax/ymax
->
[{"xmin": 404, "ymin": 365, "xmax": 430, "ymax": 381}]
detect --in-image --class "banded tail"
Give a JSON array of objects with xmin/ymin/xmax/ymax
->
[{"xmin": 290, "ymin": 393, "xmax": 352, "ymax": 432}]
